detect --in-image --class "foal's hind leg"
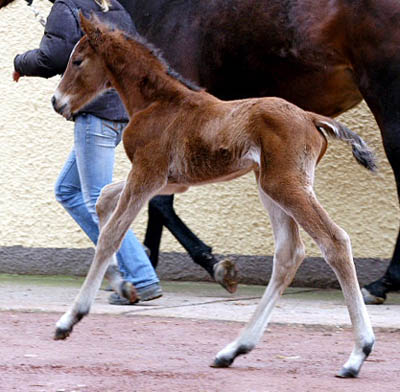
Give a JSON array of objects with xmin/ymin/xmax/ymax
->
[
  {"xmin": 212, "ymin": 190, "xmax": 305, "ymax": 367},
  {"xmin": 54, "ymin": 171, "xmax": 165, "ymax": 339},
  {"xmin": 267, "ymin": 182, "xmax": 374, "ymax": 377}
]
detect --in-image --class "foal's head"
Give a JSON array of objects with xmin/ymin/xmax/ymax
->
[
  {"xmin": 52, "ymin": 12, "xmax": 201, "ymax": 119},
  {"xmin": 52, "ymin": 15, "xmax": 111, "ymax": 120}
]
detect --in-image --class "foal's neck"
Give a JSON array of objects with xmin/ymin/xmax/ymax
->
[{"xmin": 101, "ymin": 34, "xmax": 196, "ymax": 117}]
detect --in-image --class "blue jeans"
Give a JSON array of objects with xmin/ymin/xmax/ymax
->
[{"xmin": 54, "ymin": 113, "xmax": 159, "ymax": 289}]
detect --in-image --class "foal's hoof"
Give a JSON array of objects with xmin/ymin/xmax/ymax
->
[
  {"xmin": 336, "ymin": 366, "xmax": 359, "ymax": 378},
  {"xmin": 210, "ymin": 356, "xmax": 234, "ymax": 368},
  {"xmin": 361, "ymin": 288, "xmax": 385, "ymax": 305},
  {"xmin": 121, "ymin": 281, "xmax": 139, "ymax": 303},
  {"xmin": 213, "ymin": 259, "xmax": 239, "ymax": 293},
  {"xmin": 54, "ymin": 327, "xmax": 72, "ymax": 341}
]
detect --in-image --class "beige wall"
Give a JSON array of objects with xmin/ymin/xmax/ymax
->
[{"xmin": 1, "ymin": 0, "xmax": 398, "ymax": 258}]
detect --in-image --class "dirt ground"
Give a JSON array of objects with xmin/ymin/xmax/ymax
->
[{"xmin": 0, "ymin": 311, "xmax": 399, "ymax": 392}]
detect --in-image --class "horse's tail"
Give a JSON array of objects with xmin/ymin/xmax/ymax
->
[{"xmin": 311, "ymin": 114, "xmax": 377, "ymax": 172}]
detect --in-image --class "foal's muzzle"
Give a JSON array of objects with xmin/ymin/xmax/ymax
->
[{"xmin": 51, "ymin": 95, "xmax": 70, "ymax": 119}]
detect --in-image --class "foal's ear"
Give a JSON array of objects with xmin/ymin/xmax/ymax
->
[{"xmin": 79, "ymin": 12, "xmax": 104, "ymax": 49}]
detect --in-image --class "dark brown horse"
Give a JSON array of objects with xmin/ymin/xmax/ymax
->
[
  {"xmin": 3, "ymin": 0, "xmax": 400, "ymax": 303},
  {"xmin": 0, "ymin": 0, "xmax": 16, "ymax": 7},
  {"xmin": 52, "ymin": 14, "xmax": 375, "ymax": 377},
  {"xmin": 116, "ymin": 0, "xmax": 400, "ymax": 304}
]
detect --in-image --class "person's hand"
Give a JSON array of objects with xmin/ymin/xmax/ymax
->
[{"xmin": 12, "ymin": 70, "xmax": 21, "ymax": 82}]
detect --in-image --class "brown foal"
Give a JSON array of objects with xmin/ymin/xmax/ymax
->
[{"xmin": 52, "ymin": 14, "xmax": 376, "ymax": 378}]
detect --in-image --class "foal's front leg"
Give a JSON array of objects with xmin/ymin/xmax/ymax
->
[
  {"xmin": 54, "ymin": 172, "xmax": 164, "ymax": 340},
  {"xmin": 212, "ymin": 190, "xmax": 305, "ymax": 367},
  {"xmin": 98, "ymin": 181, "xmax": 138, "ymax": 303}
]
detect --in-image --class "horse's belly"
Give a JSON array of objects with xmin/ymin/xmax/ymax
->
[
  {"xmin": 273, "ymin": 66, "xmax": 363, "ymax": 117},
  {"xmin": 211, "ymin": 61, "xmax": 362, "ymax": 118}
]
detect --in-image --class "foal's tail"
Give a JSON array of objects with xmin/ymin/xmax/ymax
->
[{"xmin": 312, "ymin": 114, "xmax": 377, "ymax": 172}]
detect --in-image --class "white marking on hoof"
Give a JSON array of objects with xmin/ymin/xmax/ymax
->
[
  {"xmin": 361, "ymin": 288, "xmax": 385, "ymax": 305},
  {"xmin": 54, "ymin": 311, "xmax": 74, "ymax": 340},
  {"xmin": 213, "ymin": 259, "xmax": 239, "ymax": 293}
]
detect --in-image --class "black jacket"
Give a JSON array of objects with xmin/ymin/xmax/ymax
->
[{"xmin": 14, "ymin": 0, "xmax": 135, "ymax": 121}]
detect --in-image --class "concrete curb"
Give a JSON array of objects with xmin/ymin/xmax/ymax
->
[
  {"xmin": 0, "ymin": 276, "xmax": 399, "ymax": 329},
  {"xmin": 0, "ymin": 246, "xmax": 390, "ymax": 288}
]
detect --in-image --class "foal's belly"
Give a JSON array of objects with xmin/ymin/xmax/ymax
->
[{"xmin": 167, "ymin": 160, "xmax": 256, "ymax": 187}]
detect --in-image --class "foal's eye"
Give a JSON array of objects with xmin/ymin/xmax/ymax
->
[{"xmin": 72, "ymin": 59, "xmax": 83, "ymax": 67}]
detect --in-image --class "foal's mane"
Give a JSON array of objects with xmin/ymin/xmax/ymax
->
[
  {"xmin": 92, "ymin": 17, "xmax": 202, "ymax": 93},
  {"xmin": 150, "ymin": 43, "xmax": 202, "ymax": 93},
  {"xmin": 126, "ymin": 31, "xmax": 202, "ymax": 92}
]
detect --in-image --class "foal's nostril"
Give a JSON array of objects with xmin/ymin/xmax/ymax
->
[
  {"xmin": 51, "ymin": 96, "xmax": 57, "ymax": 110},
  {"xmin": 51, "ymin": 95, "xmax": 67, "ymax": 115},
  {"xmin": 51, "ymin": 95, "xmax": 70, "ymax": 118}
]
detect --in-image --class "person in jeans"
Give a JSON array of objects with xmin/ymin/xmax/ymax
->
[{"xmin": 13, "ymin": 0, "xmax": 161, "ymax": 304}]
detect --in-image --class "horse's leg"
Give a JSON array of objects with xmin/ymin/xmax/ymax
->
[
  {"xmin": 363, "ymin": 237, "xmax": 400, "ymax": 304},
  {"xmin": 143, "ymin": 196, "xmax": 166, "ymax": 269},
  {"xmin": 54, "ymin": 171, "xmax": 164, "ymax": 340},
  {"xmin": 144, "ymin": 194, "xmax": 238, "ymax": 293},
  {"xmin": 214, "ymin": 176, "xmax": 374, "ymax": 377},
  {"xmin": 212, "ymin": 187, "xmax": 305, "ymax": 367},
  {"xmin": 269, "ymin": 182, "xmax": 374, "ymax": 377},
  {"xmin": 145, "ymin": 195, "xmax": 213, "ymax": 268},
  {"xmin": 351, "ymin": 61, "xmax": 400, "ymax": 303},
  {"xmin": 361, "ymin": 112, "xmax": 400, "ymax": 303},
  {"xmin": 98, "ymin": 181, "xmax": 138, "ymax": 303}
]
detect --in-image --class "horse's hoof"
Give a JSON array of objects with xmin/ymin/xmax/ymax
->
[
  {"xmin": 361, "ymin": 288, "xmax": 385, "ymax": 305},
  {"xmin": 213, "ymin": 259, "xmax": 239, "ymax": 293},
  {"xmin": 210, "ymin": 356, "xmax": 234, "ymax": 368},
  {"xmin": 54, "ymin": 327, "xmax": 71, "ymax": 340},
  {"xmin": 336, "ymin": 366, "xmax": 359, "ymax": 378},
  {"xmin": 121, "ymin": 281, "xmax": 139, "ymax": 303}
]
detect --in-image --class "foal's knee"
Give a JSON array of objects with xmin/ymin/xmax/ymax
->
[
  {"xmin": 332, "ymin": 228, "xmax": 351, "ymax": 252},
  {"xmin": 96, "ymin": 183, "xmax": 118, "ymax": 219},
  {"xmin": 294, "ymin": 242, "xmax": 306, "ymax": 265},
  {"xmin": 323, "ymin": 228, "xmax": 352, "ymax": 266},
  {"xmin": 275, "ymin": 240, "xmax": 305, "ymax": 266},
  {"xmin": 274, "ymin": 240, "xmax": 305, "ymax": 286}
]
